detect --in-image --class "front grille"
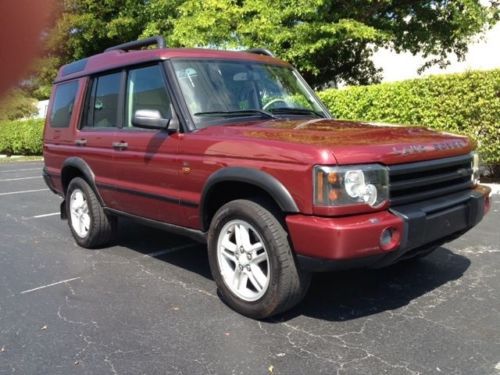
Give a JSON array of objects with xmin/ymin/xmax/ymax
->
[{"xmin": 389, "ymin": 154, "xmax": 473, "ymax": 206}]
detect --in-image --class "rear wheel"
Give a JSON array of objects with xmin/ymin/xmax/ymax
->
[
  {"xmin": 66, "ymin": 177, "xmax": 115, "ymax": 248},
  {"xmin": 208, "ymin": 199, "xmax": 310, "ymax": 319}
]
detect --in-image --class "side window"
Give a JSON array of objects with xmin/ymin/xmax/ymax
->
[
  {"xmin": 126, "ymin": 65, "xmax": 172, "ymax": 128},
  {"xmin": 81, "ymin": 72, "xmax": 121, "ymax": 129},
  {"xmin": 50, "ymin": 81, "xmax": 79, "ymax": 128}
]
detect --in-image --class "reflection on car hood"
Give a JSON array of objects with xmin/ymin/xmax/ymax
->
[{"xmin": 197, "ymin": 118, "xmax": 473, "ymax": 165}]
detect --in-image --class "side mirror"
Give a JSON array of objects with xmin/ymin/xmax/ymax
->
[{"xmin": 132, "ymin": 109, "xmax": 170, "ymax": 130}]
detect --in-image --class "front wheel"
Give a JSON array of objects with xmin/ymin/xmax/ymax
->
[{"xmin": 208, "ymin": 199, "xmax": 310, "ymax": 319}]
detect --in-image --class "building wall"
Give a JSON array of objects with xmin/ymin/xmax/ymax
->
[
  {"xmin": 35, "ymin": 99, "xmax": 49, "ymax": 119},
  {"xmin": 373, "ymin": 24, "xmax": 500, "ymax": 82}
]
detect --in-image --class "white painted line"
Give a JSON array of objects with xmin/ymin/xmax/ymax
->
[
  {"xmin": 20, "ymin": 277, "xmax": 81, "ymax": 295},
  {"xmin": 0, "ymin": 168, "xmax": 40, "ymax": 173},
  {"xmin": 32, "ymin": 212, "xmax": 59, "ymax": 219},
  {"xmin": 0, "ymin": 176, "xmax": 40, "ymax": 182},
  {"xmin": 0, "ymin": 188, "xmax": 48, "ymax": 196},
  {"xmin": 144, "ymin": 243, "xmax": 198, "ymax": 258}
]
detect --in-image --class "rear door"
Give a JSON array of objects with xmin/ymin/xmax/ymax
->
[
  {"xmin": 75, "ymin": 71, "xmax": 123, "ymax": 208},
  {"xmin": 110, "ymin": 63, "xmax": 185, "ymax": 225}
]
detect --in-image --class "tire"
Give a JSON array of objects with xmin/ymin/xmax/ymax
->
[
  {"xmin": 66, "ymin": 177, "xmax": 116, "ymax": 248},
  {"xmin": 207, "ymin": 199, "xmax": 310, "ymax": 319}
]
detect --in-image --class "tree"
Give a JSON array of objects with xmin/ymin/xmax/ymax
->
[
  {"xmin": 27, "ymin": 0, "xmax": 152, "ymax": 99},
  {"xmin": 28, "ymin": 0, "xmax": 188, "ymax": 99},
  {"xmin": 0, "ymin": 89, "xmax": 38, "ymax": 121},
  {"xmin": 32, "ymin": 0, "xmax": 498, "ymax": 95},
  {"xmin": 169, "ymin": 0, "xmax": 498, "ymax": 87}
]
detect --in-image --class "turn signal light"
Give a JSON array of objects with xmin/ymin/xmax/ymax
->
[
  {"xmin": 327, "ymin": 172, "xmax": 338, "ymax": 184},
  {"xmin": 328, "ymin": 189, "xmax": 340, "ymax": 201}
]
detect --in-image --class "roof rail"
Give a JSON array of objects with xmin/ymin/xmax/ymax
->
[
  {"xmin": 105, "ymin": 36, "xmax": 166, "ymax": 52},
  {"xmin": 245, "ymin": 48, "xmax": 275, "ymax": 57}
]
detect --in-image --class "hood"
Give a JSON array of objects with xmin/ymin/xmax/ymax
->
[{"xmin": 199, "ymin": 118, "xmax": 473, "ymax": 165}]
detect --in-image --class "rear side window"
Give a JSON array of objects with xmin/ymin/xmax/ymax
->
[
  {"xmin": 81, "ymin": 72, "xmax": 122, "ymax": 128},
  {"xmin": 50, "ymin": 81, "xmax": 79, "ymax": 128}
]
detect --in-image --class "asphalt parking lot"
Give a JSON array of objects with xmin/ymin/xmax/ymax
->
[{"xmin": 0, "ymin": 161, "xmax": 499, "ymax": 375}]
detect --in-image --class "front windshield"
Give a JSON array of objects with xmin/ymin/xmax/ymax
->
[{"xmin": 171, "ymin": 59, "xmax": 329, "ymax": 127}]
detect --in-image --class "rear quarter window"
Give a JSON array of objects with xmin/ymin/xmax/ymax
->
[{"xmin": 49, "ymin": 80, "xmax": 79, "ymax": 128}]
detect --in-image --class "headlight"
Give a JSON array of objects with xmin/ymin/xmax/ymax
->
[
  {"xmin": 314, "ymin": 164, "xmax": 389, "ymax": 207},
  {"xmin": 471, "ymin": 152, "xmax": 480, "ymax": 185}
]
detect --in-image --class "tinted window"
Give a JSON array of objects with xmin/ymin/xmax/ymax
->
[
  {"xmin": 126, "ymin": 65, "xmax": 171, "ymax": 128},
  {"xmin": 82, "ymin": 72, "xmax": 121, "ymax": 128},
  {"xmin": 50, "ymin": 81, "xmax": 79, "ymax": 128}
]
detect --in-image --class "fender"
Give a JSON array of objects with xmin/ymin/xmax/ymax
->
[
  {"xmin": 61, "ymin": 157, "xmax": 105, "ymax": 205},
  {"xmin": 200, "ymin": 167, "xmax": 299, "ymax": 229}
]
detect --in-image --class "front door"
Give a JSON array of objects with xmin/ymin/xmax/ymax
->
[{"xmin": 111, "ymin": 64, "xmax": 185, "ymax": 225}]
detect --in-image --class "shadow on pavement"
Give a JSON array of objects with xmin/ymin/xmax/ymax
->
[
  {"xmin": 281, "ymin": 247, "xmax": 470, "ymax": 322},
  {"xmin": 114, "ymin": 218, "xmax": 213, "ymax": 280},
  {"xmin": 113, "ymin": 219, "xmax": 471, "ymax": 322}
]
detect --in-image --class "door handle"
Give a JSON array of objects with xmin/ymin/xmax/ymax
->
[
  {"xmin": 75, "ymin": 139, "xmax": 87, "ymax": 146},
  {"xmin": 112, "ymin": 141, "xmax": 128, "ymax": 150}
]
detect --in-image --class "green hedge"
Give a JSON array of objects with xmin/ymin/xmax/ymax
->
[
  {"xmin": 318, "ymin": 69, "xmax": 500, "ymax": 165},
  {"xmin": 0, "ymin": 119, "xmax": 44, "ymax": 155},
  {"xmin": 1, "ymin": 70, "xmax": 499, "ymax": 164}
]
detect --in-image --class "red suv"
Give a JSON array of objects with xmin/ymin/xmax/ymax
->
[{"xmin": 43, "ymin": 36, "xmax": 491, "ymax": 318}]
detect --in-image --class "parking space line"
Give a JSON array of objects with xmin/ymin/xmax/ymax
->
[
  {"xmin": 20, "ymin": 277, "xmax": 81, "ymax": 295},
  {"xmin": 0, "ymin": 176, "xmax": 40, "ymax": 182},
  {"xmin": 0, "ymin": 189, "xmax": 49, "ymax": 196},
  {"xmin": 0, "ymin": 167, "xmax": 41, "ymax": 173},
  {"xmin": 32, "ymin": 212, "xmax": 60, "ymax": 219}
]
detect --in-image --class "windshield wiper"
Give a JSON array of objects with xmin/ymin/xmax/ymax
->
[
  {"xmin": 194, "ymin": 109, "xmax": 277, "ymax": 119},
  {"xmin": 269, "ymin": 107, "xmax": 325, "ymax": 118}
]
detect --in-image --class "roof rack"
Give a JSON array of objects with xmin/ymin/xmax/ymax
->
[
  {"xmin": 105, "ymin": 36, "xmax": 166, "ymax": 52},
  {"xmin": 245, "ymin": 48, "xmax": 275, "ymax": 57}
]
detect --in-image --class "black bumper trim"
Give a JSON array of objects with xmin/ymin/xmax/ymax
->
[{"xmin": 297, "ymin": 253, "xmax": 385, "ymax": 272}]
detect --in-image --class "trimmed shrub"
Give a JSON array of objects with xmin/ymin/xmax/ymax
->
[
  {"xmin": 318, "ymin": 69, "xmax": 500, "ymax": 165},
  {"xmin": 0, "ymin": 119, "xmax": 44, "ymax": 155}
]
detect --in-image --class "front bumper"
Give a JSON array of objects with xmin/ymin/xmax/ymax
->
[{"xmin": 286, "ymin": 185, "xmax": 491, "ymax": 271}]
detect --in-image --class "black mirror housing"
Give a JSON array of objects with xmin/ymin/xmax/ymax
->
[{"xmin": 132, "ymin": 109, "xmax": 171, "ymax": 130}]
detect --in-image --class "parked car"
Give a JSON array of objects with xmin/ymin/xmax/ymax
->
[{"xmin": 43, "ymin": 36, "xmax": 491, "ymax": 318}]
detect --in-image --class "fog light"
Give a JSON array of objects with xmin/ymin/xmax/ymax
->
[
  {"xmin": 380, "ymin": 228, "xmax": 393, "ymax": 245},
  {"xmin": 380, "ymin": 227, "xmax": 400, "ymax": 251}
]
